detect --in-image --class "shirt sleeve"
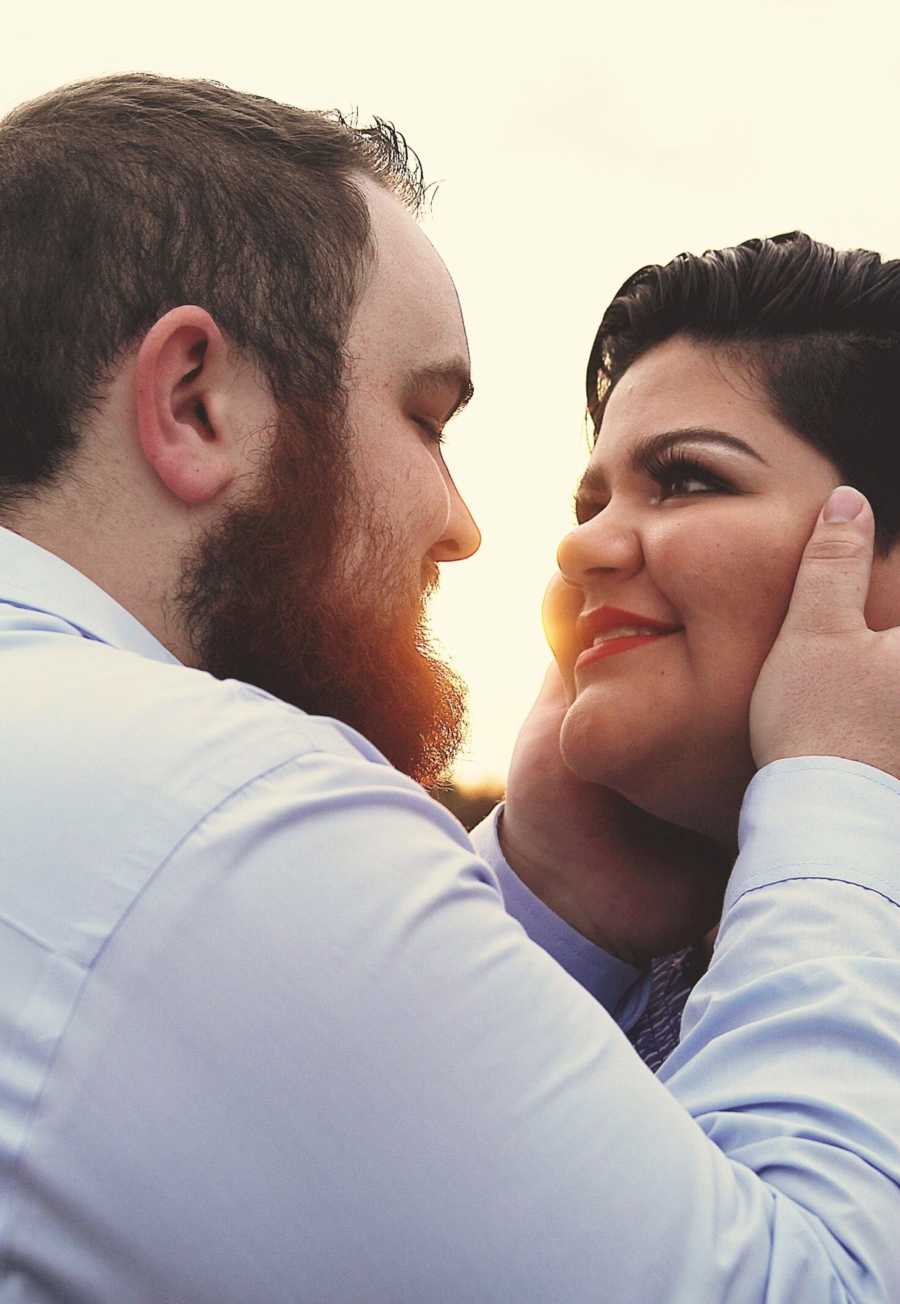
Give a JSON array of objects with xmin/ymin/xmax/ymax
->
[
  {"xmin": 15, "ymin": 751, "xmax": 900, "ymax": 1304},
  {"xmin": 470, "ymin": 802, "xmax": 649, "ymax": 1025}
]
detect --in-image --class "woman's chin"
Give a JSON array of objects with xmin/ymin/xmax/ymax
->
[
  {"xmin": 558, "ymin": 706, "xmax": 661, "ymax": 807},
  {"xmin": 559, "ymin": 705, "xmax": 746, "ymax": 848}
]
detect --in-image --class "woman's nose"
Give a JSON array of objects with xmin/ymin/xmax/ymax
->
[{"xmin": 555, "ymin": 513, "xmax": 643, "ymax": 589}]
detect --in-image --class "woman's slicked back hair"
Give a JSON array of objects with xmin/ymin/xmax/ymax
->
[{"xmin": 587, "ymin": 232, "xmax": 900, "ymax": 550}]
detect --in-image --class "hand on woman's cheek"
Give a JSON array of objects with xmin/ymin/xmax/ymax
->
[{"xmin": 501, "ymin": 658, "xmax": 732, "ymax": 963}]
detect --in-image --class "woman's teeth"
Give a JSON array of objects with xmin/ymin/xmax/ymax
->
[{"xmin": 592, "ymin": 626, "xmax": 661, "ymax": 646}]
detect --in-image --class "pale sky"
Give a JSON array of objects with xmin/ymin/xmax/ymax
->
[{"xmin": 4, "ymin": 0, "xmax": 900, "ymax": 783}]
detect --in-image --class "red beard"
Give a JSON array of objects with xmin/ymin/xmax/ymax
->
[{"xmin": 173, "ymin": 418, "xmax": 468, "ymax": 787}]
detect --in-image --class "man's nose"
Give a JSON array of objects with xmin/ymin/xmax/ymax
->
[{"xmin": 430, "ymin": 470, "xmax": 481, "ymax": 562}]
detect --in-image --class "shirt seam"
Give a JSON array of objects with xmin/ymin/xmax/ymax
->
[{"xmin": 730, "ymin": 874, "xmax": 900, "ymax": 912}]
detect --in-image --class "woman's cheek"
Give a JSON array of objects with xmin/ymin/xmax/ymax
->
[{"xmin": 652, "ymin": 523, "xmax": 788, "ymax": 674}]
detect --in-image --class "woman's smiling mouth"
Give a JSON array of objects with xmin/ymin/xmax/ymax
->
[{"xmin": 574, "ymin": 605, "xmax": 682, "ymax": 671}]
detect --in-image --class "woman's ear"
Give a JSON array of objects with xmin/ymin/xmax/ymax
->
[{"xmin": 134, "ymin": 305, "xmax": 239, "ymax": 506}]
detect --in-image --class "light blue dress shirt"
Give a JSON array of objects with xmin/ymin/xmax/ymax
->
[{"xmin": 0, "ymin": 523, "xmax": 899, "ymax": 1303}]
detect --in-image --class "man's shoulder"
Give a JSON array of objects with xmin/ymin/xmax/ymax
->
[
  {"xmin": 0, "ymin": 627, "xmax": 426, "ymax": 970},
  {"xmin": 12, "ymin": 629, "xmax": 377, "ymax": 778}
]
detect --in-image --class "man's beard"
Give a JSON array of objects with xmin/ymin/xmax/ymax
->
[{"xmin": 172, "ymin": 415, "xmax": 468, "ymax": 788}]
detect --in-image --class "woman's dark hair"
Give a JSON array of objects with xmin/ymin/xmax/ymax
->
[
  {"xmin": 587, "ymin": 231, "xmax": 900, "ymax": 551},
  {"xmin": 0, "ymin": 73, "xmax": 427, "ymax": 512}
]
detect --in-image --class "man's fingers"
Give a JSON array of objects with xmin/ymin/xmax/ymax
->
[
  {"xmin": 781, "ymin": 486, "xmax": 875, "ymax": 635},
  {"xmin": 533, "ymin": 661, "xmax": 568, "ymax": 711}
]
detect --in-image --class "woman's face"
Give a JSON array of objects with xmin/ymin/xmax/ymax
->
[{"xmin": 546, "ymin": 335, "xmax": 900, "ymax": 844}]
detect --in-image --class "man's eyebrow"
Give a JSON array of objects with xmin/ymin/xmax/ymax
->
[
  {"xmin": 403, "ymin": 361, "xmax": 474, "ymax": 419},
  {"xmin": 574, "ymin": 426, "xmax": 768, "ymax": 508}
]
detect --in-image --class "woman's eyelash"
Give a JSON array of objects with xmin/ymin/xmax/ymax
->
[
  {"xmin": 573, "ymin": 449, "xmax": 735, "ymax": 524},
  {"xmin": 644, "ymin": 449, "xmax": 732, "ymax": 494}
]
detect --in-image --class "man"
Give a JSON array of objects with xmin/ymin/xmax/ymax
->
[{"xmin": 0, "ymin": 74, "xmax": 897, "ymax": 1302}]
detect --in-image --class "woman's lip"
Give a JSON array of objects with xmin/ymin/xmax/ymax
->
[
  {"xmin": 574, "ymin": 630, "xmax": 679, "ymax": 670},
  {"xmin": 577, "ymin": 604, "xmax": 680, "ymax": 646}
]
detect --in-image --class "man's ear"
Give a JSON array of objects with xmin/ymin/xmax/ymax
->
[{"xmin": 134, "ymin": 306, "xmax": 241, "ymax": 506}]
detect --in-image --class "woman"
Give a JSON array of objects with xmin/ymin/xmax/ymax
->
[{"xmin": 503, "ymin": 230, "xmax": 900, "ymax": 1070}]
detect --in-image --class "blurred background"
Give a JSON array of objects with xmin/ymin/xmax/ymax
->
[{"xmin": 4, "ymin": 0, "xmax": 900, "ymax": 807}]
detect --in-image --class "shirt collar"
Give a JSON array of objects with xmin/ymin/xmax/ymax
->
[{"xmin": 0, "ymin": 525, "xmax": 182, "ymax": 667}]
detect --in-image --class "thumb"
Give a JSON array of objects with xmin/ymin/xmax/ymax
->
[
  {"xmin": 528, "ymin": 660, "xmax": 568, "ymax": 715},
  {"xmin": 781, "ymin": 486, "xmax": 874, "ymax": 636}
]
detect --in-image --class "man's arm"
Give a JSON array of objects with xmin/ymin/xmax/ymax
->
[
  {"xmin": 470, "ymin": 803, "xmax": 651, "ymax": 1024},
  {"xmin": 11, "ymin": 742, "xmax": 899, "ymax": 1304}
]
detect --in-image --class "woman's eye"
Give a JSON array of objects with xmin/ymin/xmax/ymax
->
[
  {"xmin": 659, "ymin": 472, "xmax": 712, "ymax": 498},
  {"xmin": 572, "ymin": 454, "xmax": 731, "ymax": 524},
  {"xmin": 650, "ymin": 455, "xmax": 729, "ymax": 501}
]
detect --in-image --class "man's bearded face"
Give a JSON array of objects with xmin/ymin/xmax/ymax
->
[{"xmin": 174, "ymin": 411, "xmax": 468, "ymax": 787}]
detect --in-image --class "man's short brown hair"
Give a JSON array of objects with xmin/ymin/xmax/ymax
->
[{"xmin": 0, "ymin": 73, "xmax": 427, "ymax": 511}]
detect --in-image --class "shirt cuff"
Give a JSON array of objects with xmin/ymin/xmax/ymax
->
[
  {"xmin": 726, "ymin": 756, "xmax": 900, "ymax": 915},
  {"xmin": 470, "ymin": 804, "xmax": 647, "ymax": 1021}
]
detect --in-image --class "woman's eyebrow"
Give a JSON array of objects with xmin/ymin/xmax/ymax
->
[
  {"xmin": 574, "ymin": 425, "xmax": 769, "ymax": 516},
  {"xmin": 631, "ymin": 427, "xmax": 770, "ymax": 470}
]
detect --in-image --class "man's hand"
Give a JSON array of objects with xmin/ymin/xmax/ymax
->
[
  {"xmin": 751, "ymin": 486, "xmax": 900, "ymax": 778},
  {"xmin": 502, "ymin": 662, "xmax": 730, "ymax": 966}
]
